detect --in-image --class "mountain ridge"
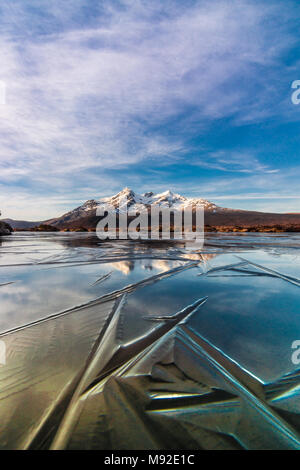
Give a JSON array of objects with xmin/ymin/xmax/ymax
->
[
  {"xmin": 3, "ymin": 187, "xmax": 300, "ymax": 230},
  {"xmin": 46, "ymin": 187, "xmax": 220, "ymax": 226}
]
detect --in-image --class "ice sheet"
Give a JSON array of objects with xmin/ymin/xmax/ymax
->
[{"xmin": 0, "ymin": 232, "xmax": 299, "ymax": 449}]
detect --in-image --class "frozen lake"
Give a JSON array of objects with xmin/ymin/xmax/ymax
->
[{"xmin": 0, "ymin": 232, "xmax": 299, "ymax": 449}]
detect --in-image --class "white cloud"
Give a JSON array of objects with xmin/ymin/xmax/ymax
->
[
  {"xmin": 0, "ymin": 0, "xmax": 297, "ymax": 217},
  {"xmin": 191, "ymin": 150, "xmax": 279, "ymax": 174}
]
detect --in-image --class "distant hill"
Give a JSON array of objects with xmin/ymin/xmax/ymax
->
[{"xmin": 2, "ymin": 219, "xmax": 42, "ymax": 229}]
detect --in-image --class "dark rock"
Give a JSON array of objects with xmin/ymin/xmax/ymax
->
[{"xmin": 0, "ymin": 221, "xmax": 12, "ymax": 235}]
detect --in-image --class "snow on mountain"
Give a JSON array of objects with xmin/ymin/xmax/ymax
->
[
  {"xmin": 45, "ymin": 187, "xmax": 221, "ymax": 227},
  {"xmin": 95, "ymin": 187, "xmax": 219, "ymax": 213}
]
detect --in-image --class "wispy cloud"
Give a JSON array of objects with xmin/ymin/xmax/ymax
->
[
  {"xmin": 0, "ymin": 0, "xmax": 298, "ymax": 218},
  {"xmin": 191, "ymin": 151, "xmax": 279, "ymax": 174}
]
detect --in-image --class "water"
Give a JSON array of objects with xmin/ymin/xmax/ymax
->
[{"xmin": 0, "ymin": 232, "xmax": 299, "ymax": 449}]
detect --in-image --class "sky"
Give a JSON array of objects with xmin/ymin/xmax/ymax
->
[{"xmin": 0, "ymin": 0, "xmax": 300, "ymax": 220}]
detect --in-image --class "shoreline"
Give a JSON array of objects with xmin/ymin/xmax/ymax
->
[{"xmin": 11, "ymin": 224, "xmax": 300, "ymax": 234}]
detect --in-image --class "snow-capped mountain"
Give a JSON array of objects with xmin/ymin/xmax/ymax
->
[
  {"xmin": 6, "ymin": 187, "xmax": 300, "ymax": 230},
  {"xmin": 44, "ymin": 187, "xmax": 220, "ymax": 228},
  {"xmin": 73, "ymin": 187, "xmax": 219, "ymax": 214}
]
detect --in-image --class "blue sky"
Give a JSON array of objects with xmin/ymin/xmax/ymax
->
[{"xmin": 0, "ymin": 0, "xmax": 300, "ymax": 219}]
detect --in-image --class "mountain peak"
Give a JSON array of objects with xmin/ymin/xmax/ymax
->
[
  {"xmin": 115, "ymin": 186, "xmax": 135, "ymax": 197},
  {"xmin": 156, "ymin": 189, "xmax": 174, "ymax": 196}
]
